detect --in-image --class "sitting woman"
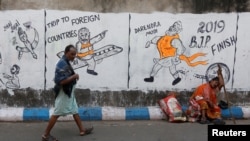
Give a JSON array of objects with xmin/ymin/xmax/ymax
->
[{"xmin": 186, "ymin": 68, "xmax": 226, "ymax": 125}]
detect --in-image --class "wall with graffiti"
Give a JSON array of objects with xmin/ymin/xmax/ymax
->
[
  {"xmin": 45, "ymin": 10, "xmax": 128, "ymax": 91},
  {"xmin": 130, "ymin": 13, "xmax": 238, "ymax": 91},
  {"xmin": 0, "ymin": 10, "xmax": 250, "ymax": 95},
  {"xmin": 0, "ymin": 10, "xmax": 45, "ymax": 95}
]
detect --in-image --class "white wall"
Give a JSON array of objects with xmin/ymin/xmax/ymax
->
[
  {"xmin": 45, "ymin": 10, "xmax": 128, "ymax": 91},
  {"xmin": 0, "ymin": 10, "xmax": 45, "ymax": 91},
  {"xmin": 0, "ymin": 10, "xmax": 249, "ymax": 92}
]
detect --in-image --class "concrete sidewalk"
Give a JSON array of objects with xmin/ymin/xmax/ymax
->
[
  {"xmin": 0, "ymin": 106, "xmax": 250, "ymax": 121},
  {"xmin": 0, "ymin": 120, "xmax": 249, "ymax": 141}
]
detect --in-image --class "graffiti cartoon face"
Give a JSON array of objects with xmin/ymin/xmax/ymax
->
[
  {"xmin": 10, "ymin": 64, "xmax": 20, "ymax": 75},
  {"xmin": 78, "ymin": 27, "xmax": 90, "ymax": 43},
  {"xmin": 166, "ymin": 21, "xmax": 182, "ymax": 35},
  {"xmin": 18, "ymin": 27, "xmax": 28, "ymax": 42}
]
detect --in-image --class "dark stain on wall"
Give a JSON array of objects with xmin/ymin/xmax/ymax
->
[
  {"xmin": 1, "ymin": 88, "xmax": 250, "ymax": 107},
  {"xmin": 193, "ymin": 0, "xmax": 248, "ymax": 13}
]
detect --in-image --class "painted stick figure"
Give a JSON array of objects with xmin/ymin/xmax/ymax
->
[{"xmin": 16, "ymin": 24, "xmax": 39, "ymax": 60}]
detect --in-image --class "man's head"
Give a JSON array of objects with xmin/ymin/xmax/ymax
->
[
  {"xmin": 209, "ymin": 77, "xmax": 219, "ymax": 89},
  {"xmin": 64, "ymin": 44, "xmax": 77, "ymax": 61},
  {"xmin": 166, "ymin": 21, "xmax": 183, "ymax": 35}
]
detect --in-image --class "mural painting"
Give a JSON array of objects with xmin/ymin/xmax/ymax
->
[
  {"xmin": 56, "ymin": 27, "xmax": 123, "ymax": 75},
  {"xmin": 0, "ymin": 64, "xmax": 20, "ymax": 89},
  {"xmin": 144, "ymin": 21, "xmax": 207, "ymax": 85},
  {"xmin": 1, "ymin": 11, "xmax": 250, "ymax": 93},
  {"xmin": 45, "ymin": 11, "xmax": 128, "ymax": 90},
  {"xmin": 16, "ymin": 23, "xmax": 39, "ymax": 60},
  {"xmin": 129, "ymin": 13, "xmax": 237, "ymax": 90},
  {"xmin": 0, "ymin": 10, "xmax": 45, "ymax": 93}
]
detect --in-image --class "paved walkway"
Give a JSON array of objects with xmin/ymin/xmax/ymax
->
[{"xmin": 0, "ymin": 120, "xmax": 249, "ymax": 141}]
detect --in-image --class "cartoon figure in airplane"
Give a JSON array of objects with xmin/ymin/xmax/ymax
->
[
  {"xmin": 56, "ymin": 27, "xmax": 123, "ymax": 75},
  {"xmin": 75, "ymin": 27, "xmax": 107, "ymax": 75}
]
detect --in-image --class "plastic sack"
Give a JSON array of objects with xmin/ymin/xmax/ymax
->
[
  {"xmin": 158, "ymin": 92, "xmax": 187, "ymax": 122},
  {"xmin": 186, "ymin": 98, "xmax": 201, "ymax": 122}
]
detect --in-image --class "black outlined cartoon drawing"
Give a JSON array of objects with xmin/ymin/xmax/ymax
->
[
  {"xmin": 57, "ymin": 27, "xmax": 123, "ymax": 74},
  {"xmin": 16, "ymin": 22, "xmax": 39, "ymax": 60},
  {"xmin": 144, "ymin": 21, "xmax": 185, "ymax": 85},
  {"xmin": 144, "ymin": 21, "xmax": 207, "ymax": 85},
  {"xmin": 0, "ymin": 64, "xmax": 20, "ymax": 89},
  {"xmin": 206, "ymin": 62, "xmax": 230, "ymax": 84},
  {"xmin": 75, "ymin": 27, "xmax": 107, "ymax": 75}
]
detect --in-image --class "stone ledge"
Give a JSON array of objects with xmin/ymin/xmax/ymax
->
[{"xmin": 0, "ymin": 106, "xmax": 249, "ymax": 122}]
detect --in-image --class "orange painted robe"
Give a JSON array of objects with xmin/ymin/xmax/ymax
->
[
  {"xmin": 156, "ymin": 34, "xmax": 179, "ymax": 59},
  {"xmin": 190, "ymin": 83, "xmax": 221, "ymax": 119}
]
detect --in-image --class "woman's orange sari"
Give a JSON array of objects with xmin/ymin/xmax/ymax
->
[{"xmin": 190, "ymin": 83, "xmax": 221, "ymax": 120}]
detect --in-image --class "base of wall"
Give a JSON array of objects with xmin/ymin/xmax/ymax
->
[{"xmin": 0, "ymin": 106, "xmax": 249, "ymax": 121}]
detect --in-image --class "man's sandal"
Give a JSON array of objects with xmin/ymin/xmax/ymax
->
[
  {"xmin": 42, "ymin": 135, "xmax": 59, "ymax": 141},
  {"xmin": 80, "ymin": 126, "xmax": 94, "ymax": 136}
]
